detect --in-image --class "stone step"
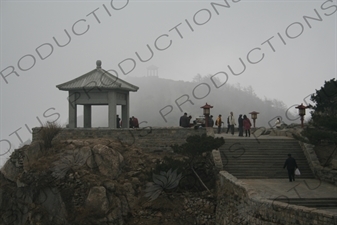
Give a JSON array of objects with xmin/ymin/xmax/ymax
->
[{"xmin": 219, "ymin": 138, "xmax": 315, "ymax": 179}]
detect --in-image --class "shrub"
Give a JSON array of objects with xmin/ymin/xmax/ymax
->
[
  {"xmin": 152, "ymin": 156, "xmax": 187, "ymax": 174},
  {"xmin": 144, "ymin": 156, "xmax": 187, "ymax": 185},
  {"xmin": 301, "ymin": 128, "xmax": 336, "ymax": 145},
  {"xmin": 40, "ymin": 122, "xmax": 62, "ymax": 148},
  {"xmin": 171, "ymin": 134, "xmax": 225, "ymax": 157},
  {"xmin": 144, "ymin": 169, "xmax": 183, "ymax": 201}
]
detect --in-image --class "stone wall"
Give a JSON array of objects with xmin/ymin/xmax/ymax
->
[
  {"xmin": 32, "ymin": 127, "xmax": 206, "ymax": 152},
  {"xmin": 216, "ymin": 171, "xmax": 337, "ymax": 225},
  {"xmin": 299, "ymin": 142, "xmax": 337, "ymax": 186}
]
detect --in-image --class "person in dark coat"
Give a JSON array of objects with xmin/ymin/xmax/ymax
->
[
  {"xmin": 209, "ymin": 115, "xmax": 214, "ymax": 127},
  {"xmin": 179, "ymin": 113, "xmax": 189, "ymax": 128},
  {"xmin": 226, "ymin": 115, "xmax": 230, "ymax": 133},
  {"xmin": 129, "ymin": 118, "xmax": 133, "ymax": 128},
  {"xmin": 283, "ymin": 154, "xmax": 298, "ymax": 182},
  {"xmin": 116, "ymin": 115, "xmax": 121, "ymax": 128},
  {"xmin": 238, "ymin": 115, "xmax": 243, "ymax": 137}
]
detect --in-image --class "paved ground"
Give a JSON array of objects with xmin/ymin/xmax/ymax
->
[
  {"xmin": 241, "ymin": 179, "xmax": 337, "ymax": 213},
  {"xmin": 242, "ymin": 179, "xmax": 337, "ymax": 199}
]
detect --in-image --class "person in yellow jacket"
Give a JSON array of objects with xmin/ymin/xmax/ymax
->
[{"xmin": 215, "ymin": 114, "xmax": 224, "ymax": 134}]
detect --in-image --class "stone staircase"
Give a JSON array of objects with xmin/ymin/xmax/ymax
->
[{"xmin": 219, "ymin": 138, "xmax": 315, "ymax": 179}]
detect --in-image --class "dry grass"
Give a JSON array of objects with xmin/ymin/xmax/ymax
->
[{"xmin": 40, "ymin": 122, "xmax": 62, "ymax": 148}]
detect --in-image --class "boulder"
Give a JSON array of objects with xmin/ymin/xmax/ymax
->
[
  {"xmin": 85, "ymin": 186, "xmax": 109, "ymax": 215},
  {"xmin": 330, "ymin": 159, "xmax": 337, "ymax": 170},
  {"xmin": 92, "ymin": 144, "xmax": 124, "ymax": 179},
  {"xmin": 1, "ymin": 158, "xmax": 22, "ymax": 182},
  {"xmin": 22, "ymin": 141, "xmax": 44, "ymax": 171},
  {"xmin": 103, "ymin": 180, "xmax": 116, "ymax": 192},
  {"xmin": 37, "ymin": 187, "xmax": 68, "ymax": 224},
  {"xmin": 123, "ymin": 182, "xmax": 137, "ymax": 208}
]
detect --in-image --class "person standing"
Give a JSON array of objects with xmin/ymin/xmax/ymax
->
[
  {"xmin": 132, "ymin": 116, "xmax": 139, "ymax": 128},
  {"xmin": 180, "ymin": 113, "xmax": 189, "ymax": 128},
  {"xmin": 229, "ymin": 112, "xmax": 236, "ymax": 135},
  {"xmin": 226, "ymin": 115, "xmax": 230, "ymax": 133},
  {"xmin": 243, "ymin": 115, "xmax": 252, "ymax": 137},
  {"xmin": 129, "ymin": 117, "xmax": 133, "ymax": 128},
  {"xmin": 116, "ymin": 115, "xmax": 121, "ymax": 128},
  {"xmin": 215, "ymin": 114, "xmax": 223, "ymax": 134},
  {"xmin": 188, "ymin": 115, "xmax": 193, "ymax": 127},
  {"xmin": 283, "ymin": 154, "xmax": 298, "ymax": 182},
  {"xmin": 275, "ymin": 117, "xmax": 282, "ymax": 129},
  {"xmin": 209, "ymin": 115, "xmax": 214, "ymax": 127},
  {"xmin": 238, "ymin": 114, "xmax": 243, "ymax": 137}
]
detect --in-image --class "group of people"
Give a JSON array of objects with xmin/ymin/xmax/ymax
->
[
  {"xmin": 215, "ymin": 112, "xmax": 252, "ymax": 136},
  {"xmin": 179, "ymin": 113, "xmax": 193, "ymax": 128},
  {"xmin": 116, "ymin": 115, "xmax": 139, "ymax": 128},
  {"xmin": 179, "ymin": 111, "xmax": 252, "ymax": 136}
]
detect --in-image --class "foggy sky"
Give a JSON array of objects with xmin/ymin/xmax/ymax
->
[{"xmin": 1, "ymin": 0, "xmax": 336, "ymax": 165}]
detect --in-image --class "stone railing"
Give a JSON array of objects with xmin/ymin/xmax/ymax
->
[
  {"xmin": 32, "ymin": 127, "xmax": 206, "ymax": 152},
  {"xmin": 299, "ymin": 142, "xmax": 337, "ymax": 186},
  {"xmin": 216, "ymin": 171, "xmax": 337, "ymax": 225}
]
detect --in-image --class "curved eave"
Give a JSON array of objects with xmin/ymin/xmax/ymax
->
[{"xmin": 57, "ymin": 86, "xmax": 139, "ymax": 92}]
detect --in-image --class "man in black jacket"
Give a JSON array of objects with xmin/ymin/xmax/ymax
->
[
  {"xmin": 283, "ymin": 154, "xmax": 298, "ymax": 182},
  {"xmin": 179, "ymin": 113, "xmax": 189, "ymax": 128}
]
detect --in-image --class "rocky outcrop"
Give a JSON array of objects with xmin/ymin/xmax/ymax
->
[
  {"xmin": 0, "ymin": 138, "xmax": 217, "ymax": 225},
  {"xmin": 0, "ymin": 139, "xmax": 133, "ymax": 225}
]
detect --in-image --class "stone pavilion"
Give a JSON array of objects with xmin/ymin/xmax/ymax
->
[{"xmin": 56, "ymin": 60, "xmax": 139, "ymax": 128}]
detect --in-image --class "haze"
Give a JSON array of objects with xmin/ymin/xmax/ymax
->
[{"xmin": 0, "ymin": 0, "xmax": 336, "ymax": 165}]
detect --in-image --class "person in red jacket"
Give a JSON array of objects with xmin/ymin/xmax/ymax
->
[
  {"xmin": 132, "ymin": 116, "xmax": 139, "ymax": 128},
  {"xmin": 243, "ymin": 115, "xmax": 252, "ymax": 137}
]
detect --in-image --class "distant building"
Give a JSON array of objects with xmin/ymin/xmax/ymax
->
[{"xmin": 147, "ymin": 65, "xmax": 159, "ymax": 77}]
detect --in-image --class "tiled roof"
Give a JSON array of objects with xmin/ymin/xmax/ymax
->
[{"xmin": 56, "ymin": 61, "xmax": 139, "ymax": 92}]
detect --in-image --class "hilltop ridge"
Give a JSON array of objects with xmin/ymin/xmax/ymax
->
[{"xmin": 125, "ymin": 76, "xmax": 291, "ymax": 128}]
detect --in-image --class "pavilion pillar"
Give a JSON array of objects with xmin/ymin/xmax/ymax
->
[
  {"xmin": 68, "ymin": 92, "xmax": 78, "ymax": 128},
  {"xmin": 121, "ymin": 93, "xmax": 130, "ymax": 128},
  {"xmin": 83, "ymin": 105, "xmax": 92, "ymax": 128},
  {"xmin": 108, "ymin": 91, "xmax": 117, "ymax": 128}
]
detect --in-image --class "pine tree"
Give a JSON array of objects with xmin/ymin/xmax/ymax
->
[{"xmin": 303, "ymin": 78, "xmax": 337, "ymax": 145}]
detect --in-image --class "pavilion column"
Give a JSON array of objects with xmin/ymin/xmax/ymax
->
[
  {"xmin": 108, "ymin": 91, "xmax": 117, "ymax": 128},
  {"xmin": 83, "ymin": 105, "xmax": 92, "ymax": 128},
  {"xmin": 68, "ymin": 92, "xmax": 78, "ymax": 128},
  {"xmin": 121, "ymin": 93, "xmax": 130, "ymax": 128}
]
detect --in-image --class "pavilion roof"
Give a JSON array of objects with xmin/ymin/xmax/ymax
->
[{"xmin": 56, "ymin": 60, "xmax": 139, "ymax": 92}]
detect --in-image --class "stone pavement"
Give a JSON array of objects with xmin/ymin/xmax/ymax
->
[
  {"xmin": 242, "ymin": 178, "xmax": 337, "ymax": 199},
  {"xmin": 241, "ymin": 179, "xmax": 337, "ymax": 213}
]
